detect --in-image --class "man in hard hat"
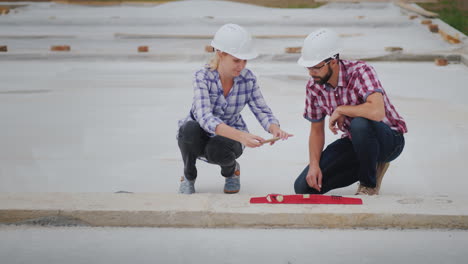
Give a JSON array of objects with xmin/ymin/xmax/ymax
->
[
  {"xmin": 294, "ymin": 28, "xmax": 407, "ymax": 195},
  {"xmin": 177, "ymin": 24, "xmax": 292, "ymax": 194}
]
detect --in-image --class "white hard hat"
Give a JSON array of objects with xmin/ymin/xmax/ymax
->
[
  {"xmin": 298, "ymin": 28, "xmax": 341, "ymax": 67},
  {"xmin": 210, "ymin": 24, "xmax": 258, "ymax": 60}
]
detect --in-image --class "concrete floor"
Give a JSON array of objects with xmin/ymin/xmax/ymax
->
[
  {"xmin": 0, "ymin": 1, "xmax": 467, "ymax": 197},
  {"xmin": 1, "ymin": 1, "xmax": 468, "ymax": 262},
  {"xmin": 1, "ymin": 225, "xmax": 468, "ymax": 264},
  {"xmin": 1, "ymin": 60, "xmax": 468, "ymax": 197}
]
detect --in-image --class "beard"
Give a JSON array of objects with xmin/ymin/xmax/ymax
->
[{"xmin": 313, "ymin": 64, "xmax": 333, "ymax": 85}]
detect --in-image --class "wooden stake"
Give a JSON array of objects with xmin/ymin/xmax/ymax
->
[
  {"xmin": 51, "ymin": 45, "xmax": 70, "ymax": 51},
  {"xmin": 138, "ymin": 46, "xmax": 149, "ymax": 52}
]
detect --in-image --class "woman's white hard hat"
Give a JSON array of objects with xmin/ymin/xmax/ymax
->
[
  {"xmin": 298, "ymin": 28, "xmax": 342, "ymax": 67},
  {"xmin": 211, "ymin": 24, "xmax": 258, "ymax": 60}
]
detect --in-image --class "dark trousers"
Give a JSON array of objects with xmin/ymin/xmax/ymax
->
[
  {"xmin": 294, "ymin": 117, "xmax": 405, "ymax": 194},
  {"xmin": 177, "ymin": 121, "xmax": 243, "ymax": 181}
]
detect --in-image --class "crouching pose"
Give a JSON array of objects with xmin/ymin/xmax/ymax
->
[
  {"xmin": 177, "ymin": 24, "xmax": 292, "ymax": 194},
  {"xmin": 294, "ymin": 28, "xmax": 407, "ymax": 195}
]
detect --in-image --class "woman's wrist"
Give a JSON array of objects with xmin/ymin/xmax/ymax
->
[{"xmin": 268, "ymin": 123, "xmax": 279, "ymax": 134}]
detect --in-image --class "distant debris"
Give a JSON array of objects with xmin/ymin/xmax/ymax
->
[
  {"xmin": 205, "ymin": 45, "xmax": 215, "ymax": 53},
  {"xmin": 0, "ymin": 46, "xmax": 7, "ymax": 52},
  {"xmin": 429, "ymin": 24, "xmax": 439, "ymax": 33},
  {"xmin": 434, "ymin": 58, "xmax": 448, "ymax": 66},
  {"xmin": 421, "ymin": 19, "xmax": 432, "ymax": 25},
  {"xmin": 138, "ymin": 46, "xmax": 149, "ymax": 52},
  {"xmin": 384, "ymin": 47, "xmax": 403, "ymax": 52},
  {"xmin": 51, "ymin": 45, "xmax": 71, "ymax": 51},
  {"xmin": 439, "ymin": 30, "xmax": 461, "ymax": 44},
  {"xmin": 0, "ymin": 6, "xmax": 9, "ymax": 15},
  {"xmin": 115, "ymin": 190, "xmax": 133, "ymax": 194},
  {"xmin": 285, "ymin": 47, "xmax": 302, "ymax": 53}
]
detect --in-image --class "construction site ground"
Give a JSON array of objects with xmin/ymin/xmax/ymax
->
[{"xmin": 1, "ymin": 1, "xmax": 468, "ymax": 263}]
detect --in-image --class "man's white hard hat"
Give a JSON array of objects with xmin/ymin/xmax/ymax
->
[
  {"xmin": 298, "ymin": 28, "xmax": 342, "ymax": 67},
  {"xmin": 211, "ymin": 24, "xmax": 258, "ymax": 60}
]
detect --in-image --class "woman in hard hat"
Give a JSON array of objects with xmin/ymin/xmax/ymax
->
[{"xmin": 177, "ymin": 23, "xmax": 292, "ymax": 194}]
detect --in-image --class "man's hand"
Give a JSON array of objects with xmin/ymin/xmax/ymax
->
[
  {"xmin": 329, "ymin": 107, "xmax": 345, "ymax": 135},
  {"xmin": 306, "ymin": 165, "xmax": 322, "ymax": 192},
  {"xmin": 268, "ymin": 124, "xmax": 293, "ymax": 145}
]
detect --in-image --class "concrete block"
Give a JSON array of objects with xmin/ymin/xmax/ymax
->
[
  {"xmin": 421, "ymin": 19, "xmax": 432, "ymax": 25},
  {"xmin": 138, "ymin": 46, "xmax": 149, "ymax": 52},
  {"xmin": 205, "ymin": 45, "xmax": 214, "ymax": 52},
  {"xmin": 0, "ymin": 45, "xmax": 7, "ymax": 52},
  {"xmin": 285, "ymin": 47, "xmax": 302, "ymax": 53},
  {"xmin": 384, "ymin": 47, "xmax": 403, "ymax": 52},
  {"xmin": 439, "ymin": 30, "xmax": 461, "ymax": 44},
  {"xmin": 51, "ymin": 45, "xmax": 70, "ymax": 51},
  {"xmin": 429, "ymin": 24, "xmax": 439, "ymax": 33},
  {"xmin": 435, "ymin": 58, "xmax": 448, "ymax": 66},
  {"xmin": 0, "ymin": 7, "xmax": 10, "ymax": 15}
]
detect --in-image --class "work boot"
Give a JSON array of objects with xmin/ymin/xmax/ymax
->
[
  {"xmin": 179, "ymin": 176, "xmax": 195, "ymax": 194},
  {"xmin": 375, "ymin": 162, "xmax": 390, "ymax": 193},
  {"xmin": 355, "ymin": 162, "xmax": 390, "ymax": 195},
  {"xmin": 355, "ymin": 184, "xmax": 378, "ymax": 195},
  {"xmin": 224, "ymin": 162, "xmax": 240, "ymax": 194}
]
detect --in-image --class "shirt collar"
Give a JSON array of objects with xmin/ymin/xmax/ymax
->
[
  {"xmin": 214, "ymin": 69, "xmax": 243, "ymax": 84},
  {"xmin": 337, "ymin": 60, "xmax": 347, "ymax": 88}
]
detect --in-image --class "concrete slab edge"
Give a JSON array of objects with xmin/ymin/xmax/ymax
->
[
  {"xmin": 461, "ymin": 54, "xmax": 468, "ymax": 67},
  {"xmin": 0, "ymin": 53, "xmax": 466, "ymax": 64},
  {"xmin": 2, "ymin": 209, "xmax": 468, "ymax": 229},
  {"xmin": 1, "ymin": 193, "xmax": 467, "ymax": 229}
]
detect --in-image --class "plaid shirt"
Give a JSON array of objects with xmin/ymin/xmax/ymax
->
[
  {"xmin": 304, "ymin": 60, "xmax": 407, "ymax": 138},
  {"xmin": 179, "ymin": 67, "xmax": 279, "ymax": 136}
]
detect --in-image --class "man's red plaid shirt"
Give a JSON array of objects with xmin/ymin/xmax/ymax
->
[{"xmin": 304, "ymin": 60, "xmax": 408, "ymax": 138}]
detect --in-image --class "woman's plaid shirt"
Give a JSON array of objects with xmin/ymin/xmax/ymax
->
[{"xmin": 179, "ymin": 67, "xmax": 279, "ymax": 136}]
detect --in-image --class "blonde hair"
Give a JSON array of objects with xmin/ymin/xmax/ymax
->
[{"xmin": 208, "ymin": 50, "xmax": 227, "ymax": 71}]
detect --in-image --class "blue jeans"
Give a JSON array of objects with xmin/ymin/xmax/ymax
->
[
  {"xmin": 177, "ymin": 121, "xmax": 243, "ymax": 181},
  {"xmin": 294, "ymin": 117, "xmax": 405, "ymax": 194}
]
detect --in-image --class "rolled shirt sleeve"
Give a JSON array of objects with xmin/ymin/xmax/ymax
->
[
  {"xmin": 303, "ymin": 79, "xmax": 326, "ymax": 122},
  {"xmin": 247, "ymin": 76, "xmax": 280, "ymax": 132},
  {"xmin": 356, "ymin": 64, "xmax": 384, "ymax": 101}
]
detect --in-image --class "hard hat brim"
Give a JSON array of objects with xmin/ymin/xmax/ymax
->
[
  {"xmin": 297, "ymin": 48, "xmax": 342, "ymax": 67},
  {"xmin": 211, "ymin": 43, "xmax": 258, "ymax": 60},
  {"xmin": 231, "ymin": 51, "xmax": 258, "ymax": 60}
]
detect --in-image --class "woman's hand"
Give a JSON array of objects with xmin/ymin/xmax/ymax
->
[
  {"xmin": 239, "ymin": 132, "xmax": 265, "ymax": 148},
  {"xmin": 268, "ymin": 124, "xmax": 293, "ymax": 145}
]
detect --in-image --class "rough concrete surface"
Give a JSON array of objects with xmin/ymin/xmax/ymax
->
[{"xmin": 1, "ymin": 193, "xmax": 467, "ymax": 229}]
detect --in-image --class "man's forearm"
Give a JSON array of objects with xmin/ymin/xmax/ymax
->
[
  {"xmin": 336, "ymin": 92, "xmax": 385, "ymax": 121},
  {"xmin": 309, "ymin": 126, "xmax": 325, "ymax": 167}
]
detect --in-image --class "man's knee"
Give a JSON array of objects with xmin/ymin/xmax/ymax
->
[
  {"xmin": 350, "ymin": 117, "xmax": 373, "ymax": 134},
  {"xmin": 294, "ymin": 177, "xmax": 321, "ymax": 194},
  {"xmin": 294, "ymin": 177, "xmax": 308, "ymax": 194}
]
